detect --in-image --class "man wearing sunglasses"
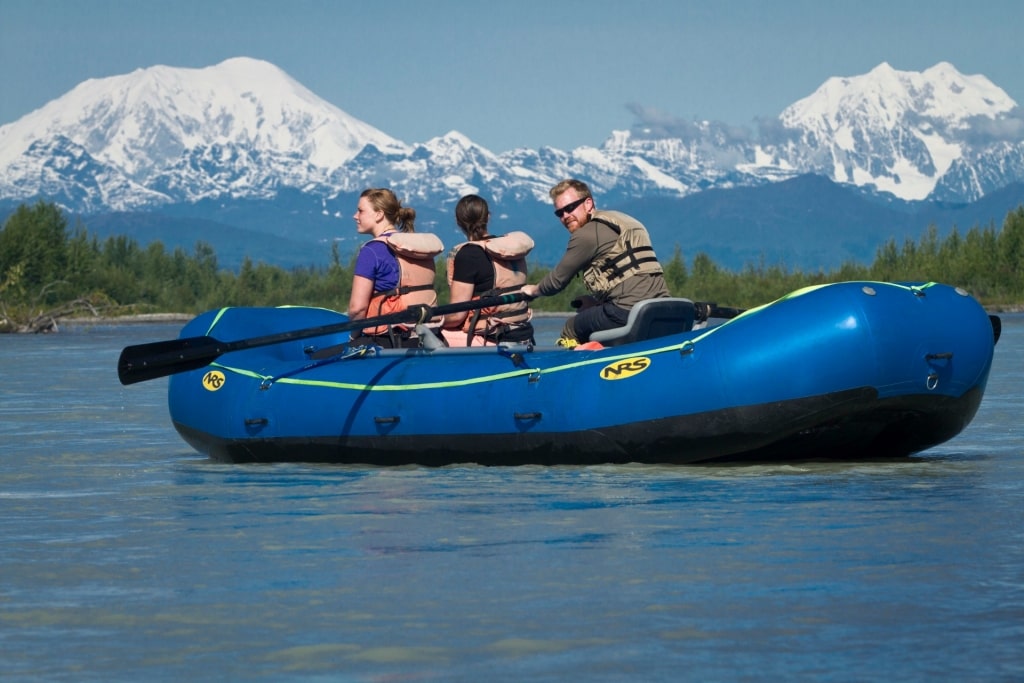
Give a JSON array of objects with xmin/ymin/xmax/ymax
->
[{"xmin": 520, "ymin": 178, "xmax": 670, "ymax": 347}]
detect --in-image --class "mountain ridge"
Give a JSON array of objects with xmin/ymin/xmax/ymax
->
[{"xmin": 2, "ymin": 57, "xmax": 1023, "ymax": 271}]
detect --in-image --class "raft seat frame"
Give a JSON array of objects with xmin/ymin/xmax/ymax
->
[{"xmin": 590, "ymin": 297, "xmax": 697, "ymax": 347}]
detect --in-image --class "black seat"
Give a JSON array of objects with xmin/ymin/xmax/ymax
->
[{"xmin": 589, "ymin": 298, "xmax": 696, "ymax": 347}]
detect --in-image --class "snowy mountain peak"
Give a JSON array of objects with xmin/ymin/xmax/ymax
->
[
  {"xmin": 419, "ymin": 130, "xmax": 498, "ymax": 161},
  {"xmin": 1, "ymin": 59, "xmax": 1022, "ymax": 214},
  {"xmin": 783, "ymin": 61, "xmax": 1016, "ymax": 130},
  {"xmin": 772, "ymin": 62, "xmax": 1019, "ymax": 200},
  {"xmin": 0, "ymin": 56, "xmax": 408, "ymax": 180}
]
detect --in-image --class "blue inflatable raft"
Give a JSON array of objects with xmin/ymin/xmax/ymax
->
[{"xmin": 124, "ymin": 281, "xmax": 999, "ymax": 465}]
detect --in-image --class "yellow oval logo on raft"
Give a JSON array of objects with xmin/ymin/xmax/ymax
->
[
  {"xmin": 202, "ymin": 370, "xmax": 226, "ymax": 391},
  {"xmin": 600, "ymin": 357, "xmax": 651, "ymax": 381}
]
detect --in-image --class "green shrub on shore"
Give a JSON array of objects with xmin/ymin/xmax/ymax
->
[{"xmin": 2, "ymin": 201, "xmax": 1023, "ymax": 331}]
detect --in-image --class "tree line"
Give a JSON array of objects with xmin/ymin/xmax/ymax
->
[{"xmin": 2, "ymin": 200, "xmax": 1022, "ymax": 331}]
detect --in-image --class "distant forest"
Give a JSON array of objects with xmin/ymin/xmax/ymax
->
[{"xmin": 2, "ymin": 200, "xmax": 1022, "ymax": 331}]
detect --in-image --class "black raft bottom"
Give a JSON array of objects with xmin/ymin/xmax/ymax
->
[{"xmin": 175, "ymin": 386, "xmax": 986, "ymax": 467}]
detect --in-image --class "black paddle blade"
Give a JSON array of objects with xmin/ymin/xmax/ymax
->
[{"xmin": 117, "ymin": 335, "xmax": 225, "ymax": 385}]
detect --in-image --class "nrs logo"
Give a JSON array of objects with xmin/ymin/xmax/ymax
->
[
  {"xmin": 202, "ymin": 370, "xmax": 226, "ymax": 391},
  {"xmin": 600, "ymin": 357, "xmax": 651, "ymax": 380}
]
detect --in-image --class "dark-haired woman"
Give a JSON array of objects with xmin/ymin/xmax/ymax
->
[{"xmin": 442, "ymin": 194, "xmax": 535, "ymax": 347}]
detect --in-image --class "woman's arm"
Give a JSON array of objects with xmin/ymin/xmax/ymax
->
[
  {"xmin": 347, "ymin": 275, "xmax": 375, "ymax": 320},
  {"xmin": 443, "ymin": 279, "xmax": 477, "ymax": 329}
]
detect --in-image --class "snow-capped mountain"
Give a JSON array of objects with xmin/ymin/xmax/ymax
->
[
  {"xmin": 1, "ymin": 56, "xmax": 1023, "ymax": 271},
  {"xmin": 0, "ymin": 57, "xmax": 408, "ymax": 210},
  {"xmin": 765, "ymin": 62, "xmax": 1019, "ymax": 200},
  {"xmin": 2, "ymin": 56, "xmax": 1022, "ymax": 214}
]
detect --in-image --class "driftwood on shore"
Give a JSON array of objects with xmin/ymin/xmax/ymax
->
[
  {"xmin": 1, "ymin": 298, "xmax": 103, "ymax": 333},
  {"xmin": 0, "ymin": 298, "xmax": 186, "ymax": 333},
  {"xmin": 64, "ymin": 312, "xmax": 194, "ymax": 327}
]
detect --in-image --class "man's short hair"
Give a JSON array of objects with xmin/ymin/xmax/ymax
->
[{"xmin": 549, "ymin": 179, "xmax": 592, "ymax": 202}]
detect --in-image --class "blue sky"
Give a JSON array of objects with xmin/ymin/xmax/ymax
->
[{"xmin": 3, "ymin": 0, "xmax": 1021, "ymax": 153}]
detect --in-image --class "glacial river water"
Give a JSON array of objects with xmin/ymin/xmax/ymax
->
[{"xmin": 1, "ymin": 315, "xmax": 1022, "ymax": 681}]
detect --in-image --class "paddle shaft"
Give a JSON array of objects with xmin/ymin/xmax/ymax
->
[
  {"xmin": 707, "ymin": 304, "xmax": 745, "ymax": 319},
  {"xmin": 117, "ymin": 292, "xmax": 531, "ymax": 385},
  {"xmin": 695, "ymin": 302, "xmax": 746, "ymax": 321}
]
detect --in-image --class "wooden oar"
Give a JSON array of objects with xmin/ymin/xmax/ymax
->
[{"xmin": 117, "ymin": 292, "xmax": 531, "ymax": 385}]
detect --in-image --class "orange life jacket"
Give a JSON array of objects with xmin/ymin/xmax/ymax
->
[
  {"xmin": 362, "ymin": 232, "xmax": 444, "ymax": 336},
  {"xmin": 445, "ymin": 231, "xmax": 533, "ymax": 343}
]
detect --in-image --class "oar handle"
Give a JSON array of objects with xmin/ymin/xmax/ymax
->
[{"xmin": 694, "ymin": 302, "xmax": 745, "ymax": 322}]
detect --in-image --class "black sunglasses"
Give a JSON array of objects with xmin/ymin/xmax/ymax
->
[{"xmin": 554, "ymin": 196, "xmax": 588, "ymax": 218}]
